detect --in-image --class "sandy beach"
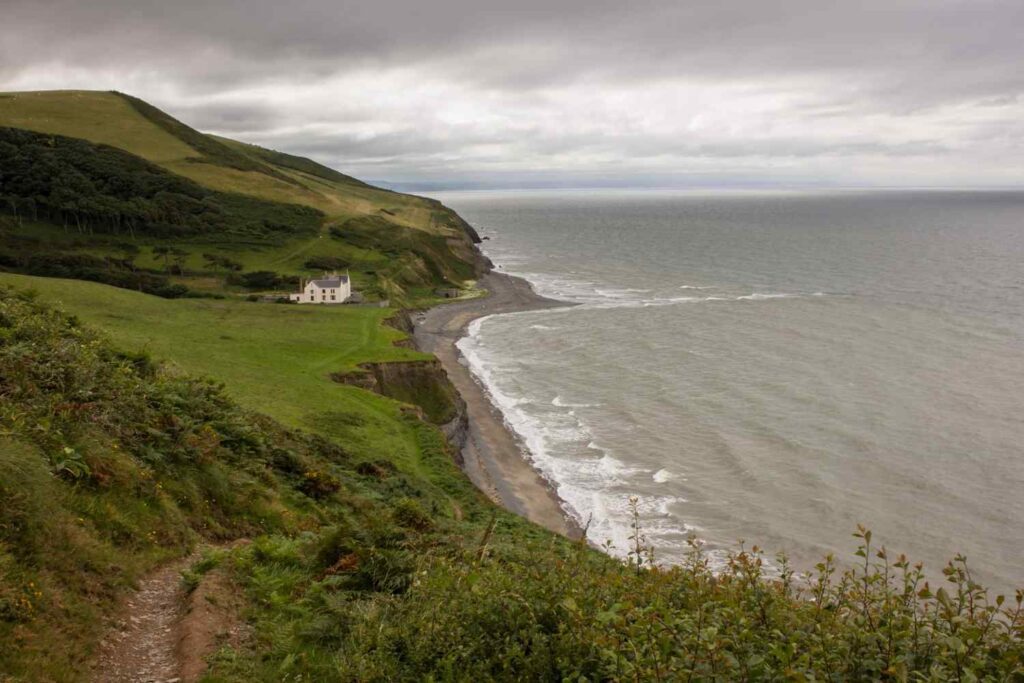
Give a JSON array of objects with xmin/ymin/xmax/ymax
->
[{"xmin": 415, "ymin": 271, "xmax": 583, "ymax": 539}]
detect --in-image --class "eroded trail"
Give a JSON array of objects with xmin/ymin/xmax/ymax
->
[
  {"xmin": 91, "ymin": 553, "xmax": 198, "ymax": 683},
  {"xmin": 91, "ymin": 544, "xmax": 246, "ymax": 683}
]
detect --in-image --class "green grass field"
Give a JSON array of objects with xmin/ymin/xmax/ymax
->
[
  {"xmin": 0, "ymin": 273, "xmax": 459, "ymax": 486},
  {"xmin": 0, "ymin": 90, "xmax": 197, "ymax": 163}
]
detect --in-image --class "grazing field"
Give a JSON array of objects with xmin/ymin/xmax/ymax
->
[
  {"xmin": 0, "ymin": 273, "xmax": 453, "ymax": 482},
  {"xmin": 0, "ymin": 90, "xmax": 197, "ymax": 163}
]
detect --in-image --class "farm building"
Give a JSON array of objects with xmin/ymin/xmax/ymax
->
[{"xmin": 290, "ymin": 272, "xmax": 351, "ymax": 304}]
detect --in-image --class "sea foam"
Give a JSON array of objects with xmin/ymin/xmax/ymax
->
[{"xmin": 457, "ymin": 313, "xmax": 701, "ymax": 564}]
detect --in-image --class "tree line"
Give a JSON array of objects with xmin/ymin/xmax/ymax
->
[{"xmin": 0, "ymin": 127, "xmax": 323, "ymax": 240}]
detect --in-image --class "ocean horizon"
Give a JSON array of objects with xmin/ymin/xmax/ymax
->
[{"xmin": 433, "ymin": 187, "xmax": 1024, "ymax": 593}]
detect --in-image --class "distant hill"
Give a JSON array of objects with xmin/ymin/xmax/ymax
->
[{"xmin": 0, "ymin": 90, "xmax": 483, "ymax": 305}]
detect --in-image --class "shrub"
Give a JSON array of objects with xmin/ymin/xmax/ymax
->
[
  {"xmin": 304, "ymin": 255, "xmax": 349, "ymax": 271},
  {"xmin": 10, "ymin": 251, "xmax": 192, "ymax": 298},
  {"xmin": 392, "ymin": 497, "xmax": 433, "ymax": 532},
  {"xmin": 299, "ymin": 468, "xmax": 342, "ymax": 500},
  {"xmin": 229, "ymin": 270, "xmax": 299, "ymax": 290}
]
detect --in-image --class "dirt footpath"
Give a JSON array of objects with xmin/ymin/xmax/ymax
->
[{"xmin": 91, "ymin": 546, "xmax": 246, "ymax": 683}]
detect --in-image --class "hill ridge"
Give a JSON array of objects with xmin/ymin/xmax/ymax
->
[
  {"xmin": 0, "ymin": 89, "xmax": 485, "ymax": 306},
  {"xmin": 113, "ymin": 91, "xmax": 303, "ymax": 187}
]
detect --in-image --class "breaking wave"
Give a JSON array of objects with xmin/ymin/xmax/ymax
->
[{"xmin": 457, "ymin": 319, "xmax": 701, "ymax": 562}]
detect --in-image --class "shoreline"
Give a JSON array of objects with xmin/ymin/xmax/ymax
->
[{"xmin": 414, "ymin": 270, "xmax": 583, "ymax": 539}]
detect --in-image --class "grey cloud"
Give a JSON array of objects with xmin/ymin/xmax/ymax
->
[
  {"xmin": 2, "ymin": 0, "xmax": 1023, "ymax": 185},
  {"xmin": 171, "ymin": 103, "xmax": 285, "ymax": 133},
  {"xmin": 6, "ymin": 1, "xmax": 1024, "ymax": 101}
]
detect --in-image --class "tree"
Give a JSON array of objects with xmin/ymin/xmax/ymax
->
[
  {"xmin": 203, "ymin": 253, "xmax": 243, "ymax": 275},
  {"xmin": 152, "ymin": 245, "xmax": 171, "ymax": 272},
  {"xmin": 236, "ymin": 270, "xmax": 282, "ymax": 290},
  {"xmin": 116, "ymin": 242, "xmax": 140, "ymax": 271},
  {"xmin": 169, "ymin": 247, "xmax": 189, "ymax": 275}
]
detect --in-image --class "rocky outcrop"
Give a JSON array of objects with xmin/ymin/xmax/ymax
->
[
  {"xmin": 439, "ymin": 404, "xmax": 470, "ymax": 463},
  {"xmin": 437, "ymin": 205, "xmax": 492, "ymax": 275},
  {"xmin": 454, "ymin": 214, "xmax": 483, "ymax": 244}
]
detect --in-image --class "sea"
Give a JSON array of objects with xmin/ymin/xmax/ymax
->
[{"xmin": 431, "ymin": 189, "xmax": 1024, "ymax": 593}]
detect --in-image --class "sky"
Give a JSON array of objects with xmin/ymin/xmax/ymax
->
[{"xmin": 2, "ymin": 0, "xmax": 1024, "ymax": 189}]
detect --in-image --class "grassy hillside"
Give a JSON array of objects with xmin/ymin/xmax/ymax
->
[
  {"xmin": 0, "ymin": 282, "xmax": 530, "ymax": 680},
  {"xmin": 0, "ymin": 90, "xmax": 197, "ymax": 163},
  {"xmin": 0, "ymin": 273, "xmax": 444, "ymax": 477},
  {"xmin": 0, "ymin": 90, "xmax": 464, "ymax": 231},
  {"xmin": 2, "ymin": 274, "xmax": 1022, "ymax": 682},
  {"xmin": 0, "ymin": 90, "xmax": 482, "ymax": 306},
  {"xmin": 214, "ymin": 135, "xmax": 371, "ymax": 189}
]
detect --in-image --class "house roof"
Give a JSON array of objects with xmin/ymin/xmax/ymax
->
[{"xmin": 310, "ymin": 276, "xmax": 348, "ymax": 288}]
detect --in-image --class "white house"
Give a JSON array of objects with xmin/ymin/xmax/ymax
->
[{"xmin": 290, "ymin": 272, "xmax": 351, "ymax": 304}]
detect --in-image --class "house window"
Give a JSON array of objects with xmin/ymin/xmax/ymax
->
[{"xmin": 330, "ymin": 295, "xmax": 335, "ymax": 300}]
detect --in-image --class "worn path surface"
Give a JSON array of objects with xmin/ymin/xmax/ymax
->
[
  {"xmin": 91, "ymin": 545, "xmax": 245, "ymax": 683},
  {"xmin": 416, "ymin": 271, "xmax": 581, "ymax": 539},
  {"xmin": 91, "ymin": 553, "xmax": 198, "ymax": 683}
]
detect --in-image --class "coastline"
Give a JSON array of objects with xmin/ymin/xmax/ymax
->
[{"xmin": 414, "ymin": 270, "xmax": 583, "ymax": 539}]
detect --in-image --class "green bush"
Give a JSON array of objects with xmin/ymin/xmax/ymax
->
[
  {"xmin": 392, "ymin": 497, "xmax": 433, "ymax": 532},
  {"xmin": 308, "ymin": 531, "xmax": 1024, "ymax": 681},
  {"xmin": 304, "ymin": 255, "xmax": 350, "ymax": 271},
  {"xmin": 228, "ymin": 270, "xmax": 299, "ymax": 290}
]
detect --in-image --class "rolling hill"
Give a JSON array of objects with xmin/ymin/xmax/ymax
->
[{"xmin": 0, "ymin": 90, "xmax": 484, "ymax": 305}]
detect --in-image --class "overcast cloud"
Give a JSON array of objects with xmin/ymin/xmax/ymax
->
[{"xmin": 2, "ymin": 0, "xmax": 1023, "ymax": 187}]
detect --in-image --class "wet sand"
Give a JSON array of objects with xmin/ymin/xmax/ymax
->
[{"xmin": 415, "ymin": 271, "xmax": 582, "ymax": 539}]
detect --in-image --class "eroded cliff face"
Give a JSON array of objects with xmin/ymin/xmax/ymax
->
[
  {"xmin": 331, "ymin": 359, "xmax": 469, "ymax": 456},
  {"xmin": 332, "ymin": 247, "xmax": 478, "ymax": 459},
  {"xmin": 385, "ymin": 309, "xmax": 415, "ymax": 336}
]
